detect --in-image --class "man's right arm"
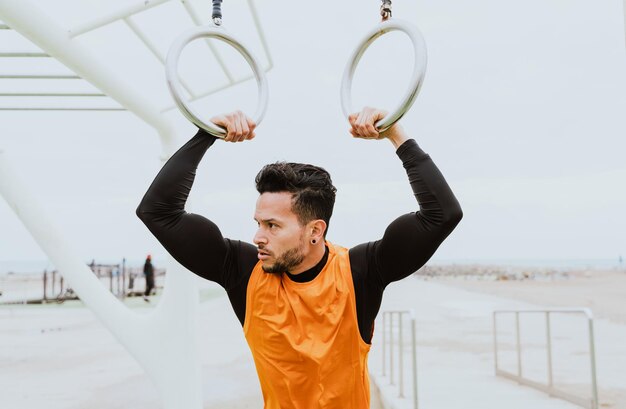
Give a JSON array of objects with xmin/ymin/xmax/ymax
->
[{"xmin": 136, "ymin": 129, "xmax": 235, "ymax": 287}]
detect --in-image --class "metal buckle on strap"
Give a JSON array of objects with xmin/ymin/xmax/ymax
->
[{"xmin": 380, "ymin": 0, "xmax": 392, "ymax": 21}]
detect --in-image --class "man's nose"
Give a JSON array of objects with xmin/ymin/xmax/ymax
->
[{"xmin": 253, "ymin": 229, "xmax": 267, "ymax": 246}]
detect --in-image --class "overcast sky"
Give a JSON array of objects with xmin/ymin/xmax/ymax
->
[{"xmin": 1, "ymin": 0, "xmax": 625, "ymax": 271}]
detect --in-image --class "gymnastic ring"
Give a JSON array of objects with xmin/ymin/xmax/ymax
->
[
  {"xmin": 340, "ymin": 19, "xmax": 427, "ymax": 133},
  {"xmin": 166, "ymin": 25, "xmax": 269, "ymax": 138}
]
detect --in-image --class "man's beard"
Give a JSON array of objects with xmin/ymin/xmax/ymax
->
[{"xmin": 262, "ymin": 237, "xmax": 305, "ymax": 274}]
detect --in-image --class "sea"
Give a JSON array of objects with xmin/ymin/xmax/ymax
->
[
  {"xmin": 0, "ymin": 258, "xmax": 163, "ymax": 275},
  {"xmin": 0, "ymin": 257, "xmax": 623, "ymax": 275}
]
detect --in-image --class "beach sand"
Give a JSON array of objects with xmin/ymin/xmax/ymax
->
[
  {"xmin": 1, "ymin": 267, "xmax": 623, "ymax": 408},
  {"xmin": 408, "ymin": 268, "xmax": 626, "ymax": 409},
  {"xmin": 0, "ymin": 294, "xmax": 261, "ymax": 409},
  {"xmin": 0, "ymin": 281, "xmax": 385, "ymax": 409},
  {"xmin": 432, "ymin": 269, "xmax": 626, "ymax": 324}
]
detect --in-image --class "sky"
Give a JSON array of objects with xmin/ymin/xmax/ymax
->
[{"xmin": 1, "ymin": 0, "xmax": 626, "ymax": 272}]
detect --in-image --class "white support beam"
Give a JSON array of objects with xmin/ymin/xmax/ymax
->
[
  {"xmin": 0, "ymin": 3, "xmax": 206, "ymax": 409},
  {"xmin": 0, "ymin": 52, "xmax": 49, "ymax": 57},
  {"xmin": 0, "ymin": 107, "xmax": 125, "ymax": 111},
  {"xmin": 68, "ymin": 0, "xmax": 172, "ymax": 38},
  {"xmin": 123, "ymin": 15, "xmax": 197, "ymax": 98},
  {"xmin": 0, "ymin": 74, "xmax": 81, "ymax": 79},
  {"xmin": 0, "ymin": 92, "xmax": 106, "ymax": 96},
  {"xmin": 180, "ymin": 0, "xmax": 235, "ymax": 83},
  {"xmin": 247, "ymin": 0, "xmax": 274, "ymax": 70},
  {"xmin": 0, "ymin": 150, "xmax": 203, "ymax": 409}
]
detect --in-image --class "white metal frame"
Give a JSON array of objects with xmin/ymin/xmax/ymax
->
[
  {"xmin": 381, "ymin": 310, "xmax": 419, "ymax": 409},
  {"xmin": 66, "ymin": 0, "xmax": 273, "ymax": 113},
  {"xmin": 1, "ymin": 0, "xmax": 273, "ymax": 115},
  {"xmin": 0, "ymin": 22, "xmax": 118, "ymax": 110},
  {"xmin": 0, "ymin": 1, "xmax": 272, "ymax": 408},
  {"xmin": 493, "ymin": 308, "xmax": 599, "ymax": 409}
]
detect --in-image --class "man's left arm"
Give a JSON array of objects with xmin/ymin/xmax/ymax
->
[{"xmin": 349, "ymin": 108, "xmax": 463, "ymax": 287}]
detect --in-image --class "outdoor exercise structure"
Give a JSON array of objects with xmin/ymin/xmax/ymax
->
[
  {"xmin": 0, "ymin": 1, "xmax": 271, "ymax": 408},
  {"xmin": 0, "ymin": 1, "xmax": 624, "ymax": 408}
]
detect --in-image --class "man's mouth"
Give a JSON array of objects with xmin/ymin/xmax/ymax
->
[{"xmin": 257, "ymin": 249, "xmax": 271, "ymax": 261}]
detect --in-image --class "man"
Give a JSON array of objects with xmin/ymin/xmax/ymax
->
[
  {"xmin": 143, "ymin": 254, "xmax": 154, "ymax": 302},
  {"xmin": 136, "ymin": 108, "xmax": 462, "ymax": 408}
]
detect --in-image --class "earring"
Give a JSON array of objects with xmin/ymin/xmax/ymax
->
[{"xmin": 311, "ymin": 239, "xmax": 317, "ymax": 244}]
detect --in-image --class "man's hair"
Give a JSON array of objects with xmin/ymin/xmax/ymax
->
[{"xmin": 255, "ymin": 162, "xmax": 337, "ymax": 237}]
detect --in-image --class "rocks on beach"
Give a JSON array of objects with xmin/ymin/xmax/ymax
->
[{"xmin": 414, "ymin": 263, "xmax": 607, "ymax": 281}]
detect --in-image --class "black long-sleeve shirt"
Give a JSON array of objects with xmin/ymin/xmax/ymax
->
[{"xmin": 137, "ymin": 129, "xmax": 462, "ymax": 344}]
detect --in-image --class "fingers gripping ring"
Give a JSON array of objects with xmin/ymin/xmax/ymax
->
[
  {"xmin": 340, "ymin": 19, "xmax": 427, "ymax": 133},
  {"xmin": 165, "ymin": 25, "xmax": 269, "ymax": 138}
]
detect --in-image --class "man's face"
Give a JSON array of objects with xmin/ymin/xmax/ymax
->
[{"xmin": 253, "ymin": 192, "xmax": 306, "ymax": 274}]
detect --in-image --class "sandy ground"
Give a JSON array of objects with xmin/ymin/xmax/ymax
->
[
  {"xmin": 1, "ymin": 269, "xmax": 624, "ymax": 408},
  {"xmin": 434, "ymin": 269, "xmax": 626, "ymax": 325},
  {"xmin": 391, "ymin": 271, "xmax": 626, "ymax": 409},
  {"xmin": 0, "ymin": 294, "xmax": 257, "ymax": 409},
  {"xmin": 0, "ymin": 282, "xmax": 385, "ymax": 409}
]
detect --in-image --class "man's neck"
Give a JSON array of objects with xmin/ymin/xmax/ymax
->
[
  {"xmin": 287, "ymin": 245, "xmax": 329, "ymax": 283},
  {"xmin": 289, "ymin": 242, "xmax": 326, "ymax": 275}
]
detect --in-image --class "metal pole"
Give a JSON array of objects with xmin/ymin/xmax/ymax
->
[
  {"xmin": 493, "ymin": 312, "xmax": 499, "ymax": 373},
  {"xmin": 516, "ymin": 312, "xmax": 522, "ymax": 377},
  {"xmin": 390, "ymin": 312, "xmax": 395, "ymax": 385},
  {"xmin": 0, "ymin": 52, "xmax": 48, "ymax": 57},
  {"xmin": 178, "ymin": 0, "xmax": 234, "ymax": 84},
  {"xmin": 160, "ymin": 74, "xmax": 256, "ymax": 112},
  {"xmin": 122, "ymin": 16, "xmax": 197, "ymax": 99},
  {"xmin": 109, "ymin": 268, "xmax": 113, "ymax": 292},
  {"xmin": 588, "ymin": 317, "xmax": 599, "ymax": 409},
  {"xmin": 399, "ymin": 312, "xmax": 404, "ymax": 397},
  {"xmin": 43, "ymin": 269, "xmax": 47, "ymax": 302},
  {"xmin": 0, "ymin": 75, "xmax": 80, "ymax": 79},
  {"xmin": 546, "ymin": 312, "xmax": 553, "ymax": 387},
  {"xmin": 0, "ymin": 92, "xmax": 106, "ymax": 97},
  {"xmin": 246, "ymin": 0, "xmax": 274, "ymax": 70},
  {"xmin": 116, "ymin": 264, "xmax": 121, "ymax": 296},
  {"xmin": 0, "ymin": 108, "xmax": 125, "ymax": 111},
  {"xmin": 122, "ymin": 258, "xmax": 126, "ymax": 300},
  {"xmin": 382, "ymin": 312, "xmax": 387, "ymax": 376},
  {"xmin": 411, "ymin": 317, "xmax": 418, "ymax": 409},
  {"xmin": 68, "ymin": 0, "xmax": 172, "ymax": 37}
]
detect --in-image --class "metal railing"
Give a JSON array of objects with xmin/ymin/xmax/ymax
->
[
  {"xmin": 493, "ymin": 308, "xmax": 599, "ymax": 409},
  {"xmin": 381, "ymin": 310, "xmax": 419, "ymax": 409}
]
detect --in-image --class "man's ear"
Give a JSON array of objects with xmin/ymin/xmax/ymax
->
[{"xmin": 309, "ymin": 219, "xmax": 327, "ymax": 242}]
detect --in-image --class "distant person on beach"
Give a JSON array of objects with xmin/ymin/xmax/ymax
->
[
  {"xmin": 137, "ymin": 108, "xmax": 462, "ymax": 408},
  {"xmin": 143, "ymin": 255, "xmax": 154, "ymax": 302}
]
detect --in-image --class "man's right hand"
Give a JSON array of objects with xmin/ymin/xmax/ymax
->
[{"xmin": 210, "ymin": 111, "xmax": 256, "ymax": 143}]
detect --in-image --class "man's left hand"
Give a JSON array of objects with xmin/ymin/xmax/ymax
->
[{"xmin": 348, "ymin": 107, "xmax": 409, "ymax": 149}]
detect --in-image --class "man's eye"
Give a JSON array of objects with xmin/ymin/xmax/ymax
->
[{"xmin": 269, "ymin": 223, "xmax": 277, "ymax": 229}]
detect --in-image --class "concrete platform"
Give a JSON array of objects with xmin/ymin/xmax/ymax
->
[
  {"xmin": 368, "ymin": 277, "xmax": 626, "ymax": 409},
  {"xmin": 2, "ymin": 276, "xmax": 623, "ymax": 408}
]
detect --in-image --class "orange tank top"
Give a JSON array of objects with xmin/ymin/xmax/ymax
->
[{"xmin": 243, "ymin": 242, "xmax": 371, "ymax": 409}]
